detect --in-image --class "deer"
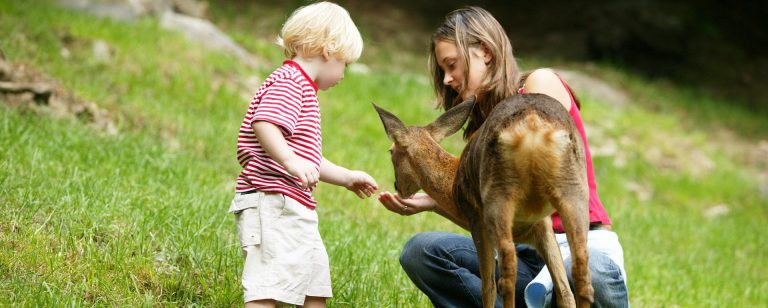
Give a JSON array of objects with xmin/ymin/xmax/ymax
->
[{"xmin": 374, "ymin": 93, "xmax": 594, "ymax": 308}]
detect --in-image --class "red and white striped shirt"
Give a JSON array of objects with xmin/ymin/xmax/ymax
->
[{"xmin": 235, "ymin": 60, "xmax": 322, "ymax": 209}]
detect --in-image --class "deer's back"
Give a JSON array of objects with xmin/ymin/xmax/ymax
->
[{"xmin": 454, "ymin": 94, "xmax": 586, "ymax": 221}]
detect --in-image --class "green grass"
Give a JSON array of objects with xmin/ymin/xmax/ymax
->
[{"xmin": 2, "ymin": 1, "xmax": 767, "ymax": 306}]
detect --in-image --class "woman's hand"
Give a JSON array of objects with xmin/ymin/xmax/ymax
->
[{"xmin": 378, "ymin": 192, "xmax": 436, "ymax": 216}]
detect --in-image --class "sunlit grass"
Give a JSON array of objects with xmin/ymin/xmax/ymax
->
[{"xmin": 1, "ymin": 1, "xmax": 767, "ymax": 306}]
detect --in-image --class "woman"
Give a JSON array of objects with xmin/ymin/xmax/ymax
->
[{"xmin": 377, "ymin": 6, "xmax": 629, "ymax": 308}]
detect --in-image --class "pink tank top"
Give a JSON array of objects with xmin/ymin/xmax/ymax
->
[{"xmin": 519, "ymin": 79, "xmax": 612, "ymax": 233}]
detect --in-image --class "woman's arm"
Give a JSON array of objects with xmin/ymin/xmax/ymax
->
[{"xmin": 379, "ymin": 192, "xmax": 471, "ymax": 231}]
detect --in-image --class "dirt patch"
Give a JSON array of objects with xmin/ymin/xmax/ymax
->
[
  {"xmin": 713, "ymin": 130, "xmax": 768, "ymax": 199},
  {"xmin": 0, "ymin": 52, "xmax": 117, "ymax": 135}
]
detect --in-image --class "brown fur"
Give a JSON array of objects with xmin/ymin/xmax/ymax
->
[{"xmin": 375, "ymin": 94, "xmax": 594, "ymax": 308}]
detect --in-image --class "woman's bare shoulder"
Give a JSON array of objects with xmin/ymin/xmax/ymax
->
[
  {"xmin": 522, "ymin": 68, "xmax": 571, "ymax": 111},
  {"xmin": 526, "ymin": 68, "xmax": 560, "ymax": 84}
]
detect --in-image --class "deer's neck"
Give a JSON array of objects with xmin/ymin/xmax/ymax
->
[{"xmin": 410, "ymin": 143, "xmax": 459, "ymax": 207}]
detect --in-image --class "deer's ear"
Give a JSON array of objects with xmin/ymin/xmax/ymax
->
[
  {"xmin": 373, "ymin": 103, "xmax": 406, "ymax": 142},
  {"xmin": 426, "ymin": 96, "xmax": 476, "ymax": 142}
]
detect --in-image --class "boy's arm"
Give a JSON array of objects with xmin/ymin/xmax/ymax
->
[
  {"xmin": 318, "ymin": 158, "xmax": 349, "ymax": 186},
  {"xmin": 320, "ymin": 158, "xmax": 378, "ymax": 199},
  {"xmin": 252, "ymin": 121, "xmax": 319, "ymax": 189}
]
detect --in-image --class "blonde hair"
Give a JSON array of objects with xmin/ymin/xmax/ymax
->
[
  {"xmin": 277, "ymin": 2, "xmax": 363, "ymax": 63},
  {"xmin": 429, "ymin": 6, "xmax": 520, "ymax": 140}
]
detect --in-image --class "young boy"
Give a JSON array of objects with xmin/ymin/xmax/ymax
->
[{"xmin": 229, "ymin": 2, "xmax": 377, "ymax": 307}]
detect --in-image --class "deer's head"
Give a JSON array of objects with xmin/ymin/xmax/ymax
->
[{"xmin": 373, "ymin": 97, "xmax": 476, "ymax": 198}]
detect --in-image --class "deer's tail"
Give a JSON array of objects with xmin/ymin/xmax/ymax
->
[{"xmin": 497, "ymin": 112, "xmax": 570, "ymax": 174}]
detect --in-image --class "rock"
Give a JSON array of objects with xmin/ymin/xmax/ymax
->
[
  {"xmin": 160, "ymin": 11, "xmax": 266, "ymax": 68},
  {"xmin": 59, "ymin": 0, "xmax": 268, "ymax": 68},
  {"xmin": 0, "ymin": 81, "xmax": 53, "ymax": 104},
  {"xmin": 557, "ymin": 70, "xmax": 629, "ymax": 107},
  {"xmin": 59, "ymin": 0, "xmax": 144, "ymax": 21},
  {"xmin": 92, "ymin": 40, "xmax": 112, "ymax": 63},
  {"xmin": 60, "ymin": 47, "xmax": 72, "ymax": 59},
  {"xmin": 625, "ymin": 181, "xmax": 653, "ymax": 202},
  {"xmin": 704, "ymin": 204, "xmax": 730, "ymax": 219},
  {"xmin": 171, "ymin": 0, "xmax": 207, "ymax": 18}
]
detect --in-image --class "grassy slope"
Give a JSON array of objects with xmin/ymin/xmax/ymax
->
[{"xmin": 2, "ymin": 1, "xmax": 767, "ymax": 306}]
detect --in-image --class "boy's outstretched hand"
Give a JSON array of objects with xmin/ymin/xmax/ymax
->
[{"xmin": 345, "ymin": 170, "xmax": 378, "ymax": 199}]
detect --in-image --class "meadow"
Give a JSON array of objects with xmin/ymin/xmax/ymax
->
[{"xmin": 1, "ymin": 1, "xmax": 767, "ymax": 306}]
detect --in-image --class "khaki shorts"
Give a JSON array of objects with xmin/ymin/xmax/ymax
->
[{"xmin": 231, "ymin": 191, "xmax": 332, "ymax": 305}]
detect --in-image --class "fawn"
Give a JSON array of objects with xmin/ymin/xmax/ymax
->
[{"xmin": 375, "ymin": 94, "xmax": 593, "ymax": 307}]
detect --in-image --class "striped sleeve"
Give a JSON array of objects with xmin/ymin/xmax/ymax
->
[{"xmin": 251, "ymin": 77, "xmax": 303, "ymax": 136}]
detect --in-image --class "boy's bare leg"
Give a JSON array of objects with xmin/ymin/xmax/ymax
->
[
  {"xmin": 300, "ymin": 296, "xmax": 326, "ymax": 308},
  {"xmin": 245, "ymin": 299, "xmax": 276, "ymax": 308}
]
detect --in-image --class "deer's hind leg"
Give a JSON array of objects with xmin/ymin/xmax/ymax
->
[
  {"xmin": 550, "ymin": 177, "xmax": 593, "ymax": 308},
  {"xmin": 471, "ymin": 218, "xmax": 498, "ymax": 308},
  {"xmin": 520, "ymin": 218, "xmax": 575, "ymax": 308},
  {"xmin": 483, "ymin": 193, "xmax": 520, "ymax": 307}
]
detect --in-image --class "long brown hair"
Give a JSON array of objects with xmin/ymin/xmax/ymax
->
[{"xmin": 429, "ymin": 6, "xmax": 520, "ymax": 140}]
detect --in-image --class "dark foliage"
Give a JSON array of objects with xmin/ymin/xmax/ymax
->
[{"xmin": 222, "ymin": 0, "xmax": 768, "ymax": 110}]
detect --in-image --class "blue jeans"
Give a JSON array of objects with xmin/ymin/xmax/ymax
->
[{"xmin": 400, "ymin": 232, "xmax": 629, "ymax": 308}]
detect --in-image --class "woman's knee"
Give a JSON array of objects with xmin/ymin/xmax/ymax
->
[
  {"xmin": 399, "ymin": 232, "xmax": 472, "ymax": 271},
  {"xmin": 587, "ymin": 250, "xmax": 624, "ymax": 283},
  {"xmin": 576, "ymin": 249, "xmax": 629, "ymax": 307},
  {"xmin": 565, "ymin": 249, "xmax": 622, "ymax": 278},
  {"xmin": 400, "ymin": 232, "xmax": 440, "ymax": 269}
]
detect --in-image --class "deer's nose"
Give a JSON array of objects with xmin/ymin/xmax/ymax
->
[{"xmin": 394, "ymin": 180, "xmax": 399, "ymax": 192}]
